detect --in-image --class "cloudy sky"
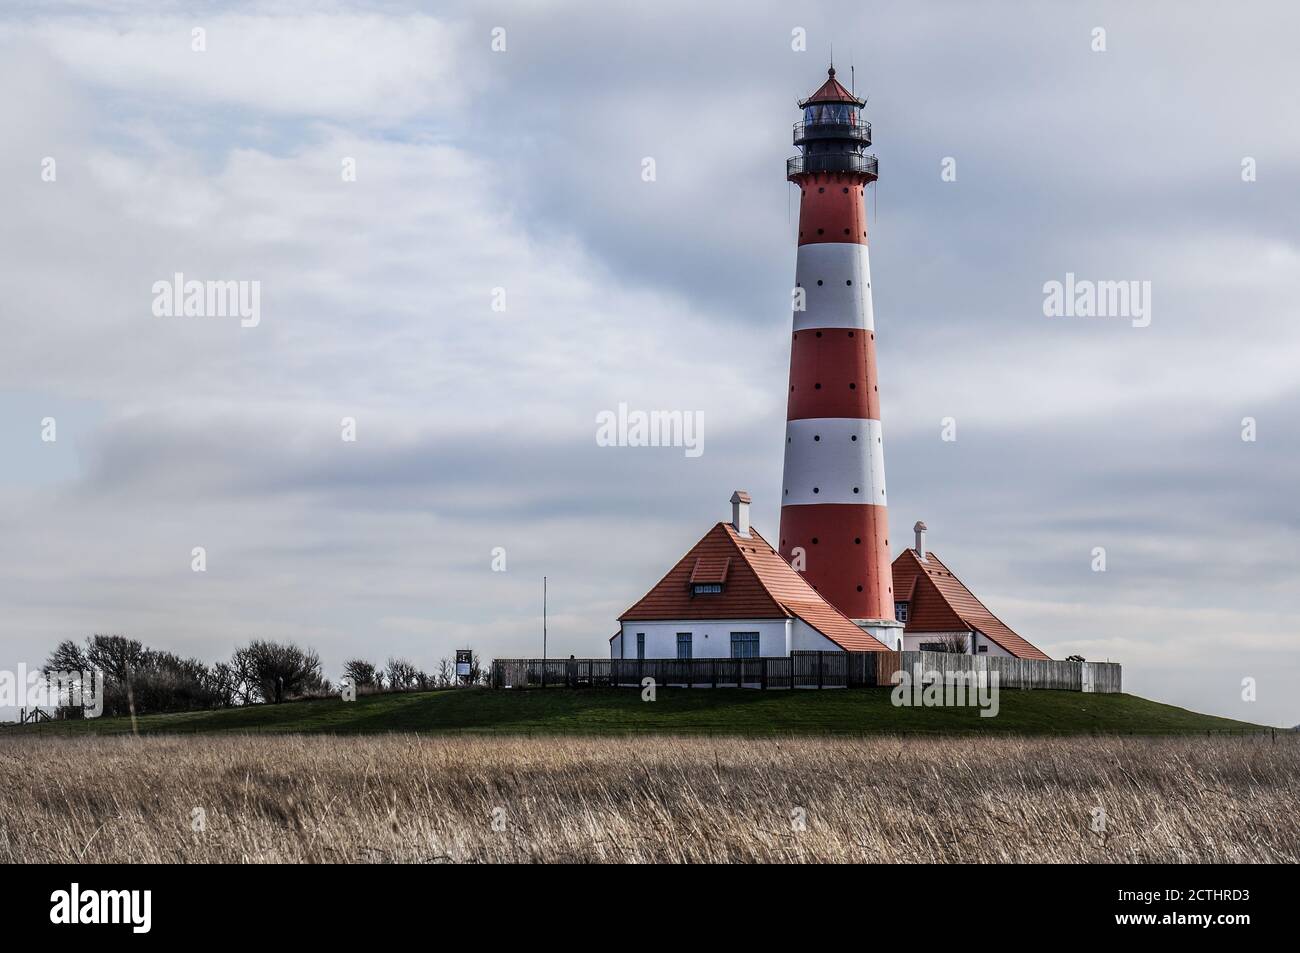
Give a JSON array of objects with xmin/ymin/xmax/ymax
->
[{"xmin": 1, "ymin": 1, "xmax": 1296, "ymax": 726}]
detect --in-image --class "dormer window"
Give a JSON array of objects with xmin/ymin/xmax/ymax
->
[
  {"xmin": 894, "ymin": 601, "xmax": 909, "ymax": 623},
  {"xmin": 687, "ymin": 548, "xmax": 731, "ymax": 596}
]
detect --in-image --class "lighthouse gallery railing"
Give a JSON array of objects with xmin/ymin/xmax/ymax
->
[{"xmin": 786, "ymin": 153, "xmax": 879, "ymax": 178}]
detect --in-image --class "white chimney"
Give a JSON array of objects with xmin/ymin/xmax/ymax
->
[
  {"xmin": 730, "ymin": 490, "xmax": 752, "ymax": 538},
  {"xmin": 914, "ymin": 520, "xmax": 928, "ymax": 561}
]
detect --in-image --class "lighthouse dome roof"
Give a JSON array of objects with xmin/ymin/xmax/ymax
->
[{"xmin": 798, "ymin": 66, "xmax": 866, "ymax": 108}]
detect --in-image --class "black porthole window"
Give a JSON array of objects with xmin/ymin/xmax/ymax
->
[
  {"xmin": 816, "ymin": 279, "xmax": 824, "ymax": 286},
  {"xmin": 814, "ymin": 434, "xmax": 820, "ymax": 441},
  {"xmin": 813, "ymin": 487, "xmax": 820, "ymax": 494},
  {"xmin": 854, "ymin": 537, "xmax": 861, "ymax": 544},
  {"xmin": 814, "ymin": 382, "xmax": 821, "ymax": 389},
  {"xmin": 856, "ymin": 585, "xmax": 864, "ymax": 592},
  {"xmin": 853, "ymin": 486, "xmax": 860, "ymax": 494},
  {"xmin": 812, "ymin": 537, "xmax": 819, "ymax": 544},
  {"xmin": 849, "ymin": 382, "xmax": 856, "ymax": 390},
  {"xmin": 817, "ymin": 228, "xmax": 824, "ymax": 235}
]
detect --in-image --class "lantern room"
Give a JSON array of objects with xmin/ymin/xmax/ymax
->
[{"xmin": 789, "ymin": 66, "xmax": 878, "ymax": 181}]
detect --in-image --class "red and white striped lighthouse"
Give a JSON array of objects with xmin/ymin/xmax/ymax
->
[{"xmin": 779, "ymin": 67, "xmax": 903, "ymax": 648}]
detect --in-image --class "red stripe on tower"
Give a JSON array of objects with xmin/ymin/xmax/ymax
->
[{"xmin": 779, "ymin": 66, "xmax": 903, "ymax": 649}]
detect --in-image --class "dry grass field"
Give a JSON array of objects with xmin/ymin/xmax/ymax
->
[{"xmin": 2, "ymin": 733, "xmax": 1297, "ymax": 863}]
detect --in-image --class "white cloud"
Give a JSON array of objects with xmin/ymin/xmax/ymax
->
[{"xmin": 29, "ymin": 12, "xmax": 470, "ymax": 122}]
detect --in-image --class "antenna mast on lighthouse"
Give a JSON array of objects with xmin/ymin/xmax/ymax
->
[{"xmin": 781, "ymin": 66, "xmax": 903, "ymax": 649}]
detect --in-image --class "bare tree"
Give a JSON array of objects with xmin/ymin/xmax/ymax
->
[
  {"xmin": 231, "ymin": 640, "xmax": 323, "ymax": 704},
  {"xmin": 436, "ymin": 658, "xmax": 453, "ymax": 688},
  {"xmin": 44, "ymin": 639, "xmax": 89, "ymax": 674},
  {"xmin": 206, "ymin": 662, "xmax": 240, "ymax": 708},
  {"xmin": 385, "ymin": 657, "xmax": 418, "ymax": 692},
  {"xmin": 44, "ymin": 634, "xmax": 226, "ymax": 716},
  {"xmin": 343, "ymin": 658, "xmax": 380, "ymax": 688},
  {"xmin": 940, "ymin": 633, "xmax": 969, "ymax": 654}
]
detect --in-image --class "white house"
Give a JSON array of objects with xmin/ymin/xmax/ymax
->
[
  {"xmin": 890, "ymin": 522, "xmax": 1050, "ymax": 659},
  {"xmin": 611, "ymin": 491, "xmax": 890, "ymax": 660}
]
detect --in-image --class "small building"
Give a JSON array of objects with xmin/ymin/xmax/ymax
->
[
  {"xmin": 612, "ymin": 491, "xmax": 890, "ymax": 659},
  {"xmin": 890, "ymin": 522, "xmax": 1050, "ymax": 659}
]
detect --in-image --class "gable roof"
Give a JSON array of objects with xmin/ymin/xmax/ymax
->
[
  {"xmin": 620, "ymin": 522, "xmax": 888, "ymax": 652},
  {"xmin": 891, "ymin": 549, "xmax": 1050, "ymax": 660}
]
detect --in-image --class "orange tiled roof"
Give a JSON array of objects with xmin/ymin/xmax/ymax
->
[
  {"xmin": 620, "ymin": 522, "xmax": 888, "ymax": 652},
  {"xmin": 688, "ymin": 556, "xmax": 731, "ymax": 585},
  {"xmin": 891, "ymin": 549, "xmax": 1050, "ymax": 660}
]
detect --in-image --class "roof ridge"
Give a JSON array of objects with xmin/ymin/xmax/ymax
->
[{"xmin": 723, "ymin": 526, "xmax": 794, "ymax": 619}]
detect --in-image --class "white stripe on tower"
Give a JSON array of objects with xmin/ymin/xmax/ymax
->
[{"xmin": 792, "ymin": 243, "xmax": 874, "ymax": 332}]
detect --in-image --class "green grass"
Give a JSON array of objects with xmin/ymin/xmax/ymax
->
[{"xmin": 5, "ymin": 686, "xmax": 1265, "ymax": 737}]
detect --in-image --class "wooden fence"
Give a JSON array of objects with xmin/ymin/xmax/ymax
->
[{"xmin": 491, "ymin": 651, "xmax": 1121, "ymax": 693}]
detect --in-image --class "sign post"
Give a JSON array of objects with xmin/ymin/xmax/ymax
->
[{"xmin": 455, "ymin": 649, "xmax": 472, "ymax": 684}]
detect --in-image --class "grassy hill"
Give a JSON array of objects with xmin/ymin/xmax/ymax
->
[{"xmin": 6, "ymin": 686, "xmax": 1265, "ymax": 736}]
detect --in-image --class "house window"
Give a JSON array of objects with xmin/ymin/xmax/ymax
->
[
  {"xmin": 636, "ymin": 633, "xmax": 645, "ymax": 660},
  {"xmin": 730, "ymin": 632, "xmax": 760, "ymax": 659},
  {"xmin": 978, "ymin": 645, "xmax": 988, "ymax": 654},
  {"xmin": 919, "ymin": 641, "xmax": 945, "ymax": 653},
  {"xmin": 894, "ymin": 601, "xmax": 909, "ymax": 623},
  {"xmin": 677, "ymin": 632, "xmax": 693, "ymax": 659},
  {"xmin": 692, "ymin": 583, "xmax": 722, "ymax": 595}
]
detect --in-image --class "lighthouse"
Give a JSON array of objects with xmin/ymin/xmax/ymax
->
[{"xmin": 779, "ymin": 67, "xmax": 903, "ymax": 649}]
